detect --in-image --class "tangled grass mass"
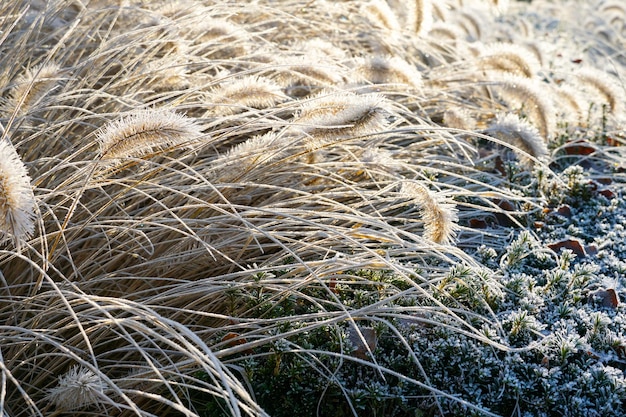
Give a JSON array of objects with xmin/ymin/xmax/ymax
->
[{"xmin": 2, "ymin": 0, "xmax": 626, "ymax": 415}]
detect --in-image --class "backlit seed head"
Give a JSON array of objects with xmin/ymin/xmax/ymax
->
[
  {"xmin": 400, "ymin": 181, "xmax": 458, "ymax": 245},
  {"xmin": 486, "ymin": 112, "xmax": 549, "ymax": 167},
  {"xmin": 208, "ymin": 76, "xmax": 288, "ymax": 115},
  {"xmin": 97, "ymin": 109, "xmax": 203, "ymax": 161},
  {"xmin": 0, "ymin": 140, "xmax": 36, "ymax": 248},
  {"xmin": 291, "ymin": 90, "xmax": 391, "ymax": 147}
]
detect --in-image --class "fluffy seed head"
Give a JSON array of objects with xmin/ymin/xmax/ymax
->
[
  {"xmin": 5, "ymin": 62, "xmax": 63, "ymax": 117},
  {"xmin": 208, "ymin": 76, "xmax": 288, "ymax": 115},
  {"xmin": 412, "ymin": 0, "xmax": 433, "ymax": 35},
  {"xmin": 357, "ymin": 146, "xmax": 403, "ymax": 175},
  {"xmin": 212, "ymin": 132, "xmax": 288, "ymax": 180},
  {"xmin": 47, "ymin": 366, "xmax": 109, "ymax": 411},
  {"xmin": 553, "ymin": 84, "xmax": 586, "ymax": 124},
  {"xmin": 273, "ymin": 53, "xmax": 346, "ymax": 89},
  {"xmin": 0, "ymin": 140, "xmax": 36, "ymax": 248},
  {"xmin": 400, "ymin": 181, "xmax": 458, "ymax": 245},
  {"xmin": 137, "ymin": 58, "xmax": 190, "ymax": 92},
  {"xmin": 361, "ymin": 0, "xmax": 401, "ymax": 31},
  {"xmin": 97, "ymin": 109, "xmax": 203, "ymax": 160},
  {"xmin": 492, "ymin": 74, "xmax": 556, "ymax": 140},
  {"xmin": 477, "ymin": 43, "xmax": 540, "ymax": 78},
  {"xmin": 443, "ymin": 107, "xmax": 476, "ymax": 130},
  {"xmin": 292, "ymin": 91, "xmax": 391, "ymax": 147},
  {"xmin": 573, "ymin": 67, "xmax": 625, "ymax": 116},
  {"xmin": 486, "ymin": 113, "xmax": 549, "ymax": 167},
  {"xmin": 354, "ymin": 55, "xmax": 423, "ymax": 90}
]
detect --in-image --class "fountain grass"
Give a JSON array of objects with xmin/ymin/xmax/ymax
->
[{"xmin": 0, "ymin": 0, "xmax": 625, "ymax": 416}]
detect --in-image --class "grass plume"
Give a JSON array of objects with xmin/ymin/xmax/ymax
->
[
  {"xmin": 96, "ymin": 109, "xmax": 203, "ymax": 161},
  {"xmin": 0, "ymin": 139, "xmax": 36, "ymax": 249}
]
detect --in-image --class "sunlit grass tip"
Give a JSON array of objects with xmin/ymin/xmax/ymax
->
[
  {"xmin": 573, "ymin": 67, "xmax": 625, "ymax": 116},
  {"xmin": 486, "ymin": 112, "xmax": 549, "ymax": 167},
  {"xmin": 477, "ymin": 42, "xmax": 540, "ymax": 78},
  {"xmin": 4, "ymin": 62, "xmax": 63, "ymax": 118},
  {"xmin": 354, "ymin": 55, "xmax": 423, "ymax": 90},
  {"xmin": 0, "ymin": 139, "xmax": 36, "ymax": 249},
  {"xmin": 400, "ymin": 181, "xmax": 459, "ymax": 245},
  {"xmin": 491, "ymin": 73, "xmax": 556, "ymax": 140},
  {"xmin": 211, "ymin": 131, "xmax": 289, "ymax": 180},
  {"xmin": 361, "ymin": 0, "xmax": 402, "ymax": 32},
  {"xmin": 291, "ymin": 90, "xmax": 392, "ymax": 148},
  {"xmin": 208, "ymin": 75, "xmax": 288, "ymax": 116},
  {"xmin": 96, "ymin": 108, "xmax": 203, "ymax": 161}
]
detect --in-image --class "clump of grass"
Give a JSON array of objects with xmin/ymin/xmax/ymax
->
[{"xmin": 1, "ymin": 0, "xmax": 626, "ymax": 416}]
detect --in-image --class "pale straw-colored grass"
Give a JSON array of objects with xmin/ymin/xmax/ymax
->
[{"xmin": 0, "ymin": 0, "xmax": 622, "ymax": 416}]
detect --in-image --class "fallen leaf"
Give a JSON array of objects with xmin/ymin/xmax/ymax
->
[
  {"xmin": 494, "ymin": 199, "xmax": 516, "ymax": 211},
  {"xmin": 596, "ymin": 177, "xmax": 613, "ymax": 185},
  {"xmin": 564, "ymin": 140, "xmax": 596, "ymax": 155},
  {"xmin": 347, "ymin": 327, "xmax": 377, "ymax": 360},
  {"xmin": 547, "ymin": 238, "xmax": 586, "ymax": 257},
  {"xmin": 598, "ymin": 189, "xmax": 616, "ymax": 199},
  {"xmin": 469, "ymin": 218, "xmax": 488, "ymax": 229},
  {"xmin": 591, "ymin": 288, "xmax": 620, "ymax": 309},
  {"xmin": 328, "ymin": 278, "xmax": 338, "ymax": 293},
  {"xmin": 585, "ymin": 244, "xmax": 598, "ymax": 256},
  {"xmin": 222, "ymin": 332, "xmax": 254, "ymax": 354},
  {"xmin": 556, "ymin": 205, "xmax": 572, "ymax": 218},
  {"xmin": 606, "ymin": 136, "xmax": 622, "ymax": 147}
]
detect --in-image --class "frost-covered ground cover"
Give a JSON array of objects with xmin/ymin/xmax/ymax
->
[{"xmin": 1, "ymin": 0, "xmax": 626, "ymax": 416}]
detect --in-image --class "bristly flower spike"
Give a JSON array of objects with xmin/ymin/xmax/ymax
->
[
  {"xmin": 291, "ymin": 90, "xmax": 391, "ymax": 148},
  {"xmin": 96, "ymin": 108, "xmax": 203, "ymax": 161},
  {"xmin": 354, "ymin": 55, "xmax": 423, "ymax": 90},
  {"xmin": 208, "ymin": 76, "xmax": 288, "ymax": 116},
  {"xmin": 400, "ymin": 181, "xmax": 459, "ymax": 245},
  {"xmin": 0, "ymin": 139, "xmax": 36, "ymax": 249},
  {"xmin": 5, "ymin": 62, "xmax": 63, "ymax": 118},
  {"xmin": 486, "ymin": 112, "xmax": 549, "ymax": 168}
]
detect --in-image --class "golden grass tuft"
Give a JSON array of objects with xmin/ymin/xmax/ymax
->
[
  {"xmin": 490, "ymin": 73, "xmax": 556, "ymax": 140},
  {"xmin": 486, "ymin": 112, "xmax": 549, "ymax": 167},
  {"xmin": 361, "ymin": 0, "xmax": 402, "ymax": 32},
  {"xmin": 476, "ymin": 42, "xmax": 540, "ymax": 78},
  {"xmin": 4, "ymin": 62, "xmax": 64, "ymax": 119},
  {"xmin": 354, "ymin": 55, "xmax": 423, "ymax": 90},
  {"xmin": 573, "ymin": 67, "xmax": 625, "ymax": 116},
  {"xmin": 291, "ymin": 90, "xmax": 391, "ymax": 147}
]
